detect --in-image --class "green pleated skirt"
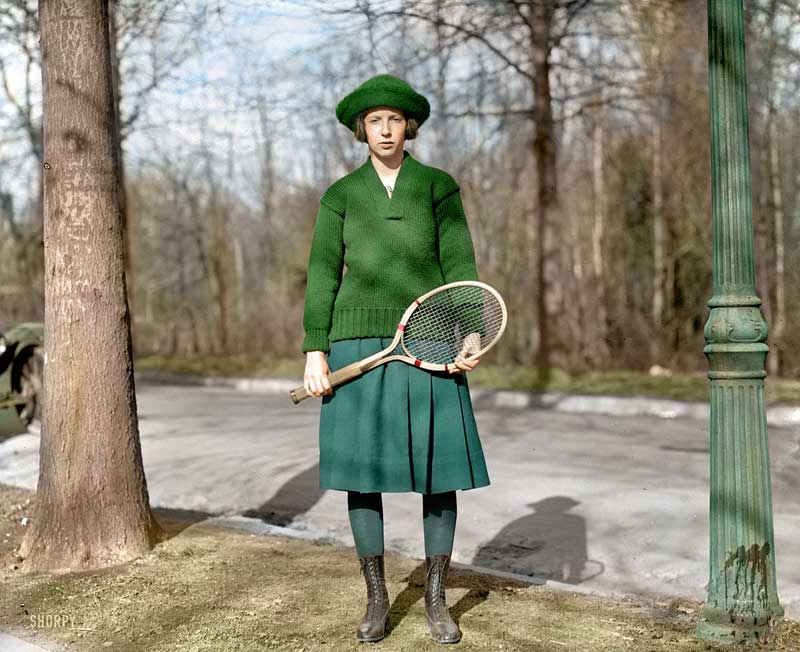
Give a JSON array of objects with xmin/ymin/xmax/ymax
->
[{"xmin": 318, "ymin": 337, "xmax": 491, "ymax": 494}]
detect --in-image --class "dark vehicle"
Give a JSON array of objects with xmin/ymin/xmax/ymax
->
[{"xmin": 0, "ymin": 322, "xmax": 44, "ymax": 435}]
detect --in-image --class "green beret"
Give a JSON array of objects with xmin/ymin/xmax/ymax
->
[{"xmin": 336, "ymin": 74, "xmax": 430, "ymax": 131}]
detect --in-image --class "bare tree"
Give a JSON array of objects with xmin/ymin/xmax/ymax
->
[
  {"xmin": 0, "ymin": 1, "xmax": 46, "ymax": 317},
  {"xmin": 0, "ymin": 0, "xmax": 209, "ymax": 326},
  {"xmin": 4, "ymin": 0, "xmax": 797, "ymax": 377},
  {"xmin": 763, "ymin": 0, "xmax": 787, "ymax": 375},
  {"xmin": 321, "ymin": 0, "xmax": 603, "ymax": 381},
  {"xmin": 107, "ymin": 0, "xmax": 210, "ymax": 274},
  {"xmin": 619, "ymin": 0, "xmax": 679, "ymax": 365},
  {"xmin": 20, "ymin": 0, "xmax": 162, "ymax": 571}
]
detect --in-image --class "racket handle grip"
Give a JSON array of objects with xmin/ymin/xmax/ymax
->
[
  {"xmin": 289, "ymin": 361, "xmax": 366, "ymax": 405},
  {"xmin": 327, "ymin": 362, "xmax": 366, "ymax": 386},
  {"xmin": 289, "ymin": 386, "xmax": 308, "ymax": 404}
]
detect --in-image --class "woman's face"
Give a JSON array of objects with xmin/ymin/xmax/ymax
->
[{"xmin": 363, "ymin": 106, "xmax": 407, "ymax": 160}]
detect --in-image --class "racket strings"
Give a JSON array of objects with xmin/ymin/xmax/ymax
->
[{"xmin": 402, "ymin": 285, "xmax": 504, "ymax": 364}]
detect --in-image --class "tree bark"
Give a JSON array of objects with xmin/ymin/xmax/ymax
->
[
  {"xmin": 530, "ymin": 1, "xmax": 557, "ymax": 384},
  {"xmin": 591, "ymin": 118, "xmax": 605, "ymax": 281},
  {"xmin": 256, "ymin": 101, "xmax": 275, "ymax": 277},
  {"xmin": 20, "ymin": 0, "xmax": 162, "ymax": 572},
  {"xmin": 768, "ymin": 116, "xmax": 785, "ymax": 376},
  {"xmin": 107, "ymin": 0, "xmax": 136, "ymax": 341},
  {"xmin": 755, "ymin": 131, "xmax": 773, "ymax": 332},
  {"xmin": 651, "ymin": 65, "xmax": 666, "ymax": 362},
  {"xmin": 433, "ymin": 0, "xmax": 452, "ymax": 171},
  {"xmin": 590, "ymin": 112, "xmax": 609, "ymax": 365},
  {"xmin": 764, "ymin": 0, "xmax": 785, "ymax": 377}
]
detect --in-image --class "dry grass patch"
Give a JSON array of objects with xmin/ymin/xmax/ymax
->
[{"xmin": 1, "ymin": 483, "xmax": 797, "ymax": 652}]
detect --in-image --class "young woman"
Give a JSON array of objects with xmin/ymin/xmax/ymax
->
[{"xmin": 301, "ymin": 73, "xmax": 490, "ymax": 644}]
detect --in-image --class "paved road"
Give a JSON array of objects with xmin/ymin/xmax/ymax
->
[{"xmin": 1, "ymin": 383, "xmax": 798, "ymax": 619}]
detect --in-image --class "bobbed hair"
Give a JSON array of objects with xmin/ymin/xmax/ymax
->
[{"xmin": 353, "ymin": 110, "xmax": 420, "ymax": 143}]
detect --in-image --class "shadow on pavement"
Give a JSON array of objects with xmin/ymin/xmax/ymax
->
[
  {"xmin": 471, "ymin": 495, "xmax": 604, "ymax": 584},
  {"xmin": 152, "ymin": 506, "xmax": 215, "ymax": 540},
  {"xmin": 242, "ymin": 463, "xmax": 324, "ymax": 526}
]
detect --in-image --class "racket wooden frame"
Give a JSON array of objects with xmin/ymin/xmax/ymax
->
[{"xmin": 290, "ymin": 280, "xmax": 507, "ymax": 404}]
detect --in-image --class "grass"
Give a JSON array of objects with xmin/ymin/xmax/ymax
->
[
  {"xmin": 134, "ymin": 354, "xmax": 800, "ymax": 405},
  {"xmin": 135, "ymin": 353, "xmax": 307, "ymax": 380},
  {"xmin": 2, "ymin": 483, "xmax": 797, "ymax": 652}
]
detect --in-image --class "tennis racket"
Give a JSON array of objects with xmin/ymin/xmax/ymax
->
[{"xmin": 290, "ymin": 280, "xmax": 507, "ymax": 404}]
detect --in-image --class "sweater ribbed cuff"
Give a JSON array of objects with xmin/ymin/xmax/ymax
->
[{"xmin": 302, "ymin": 329, "xmax": 330, "ymax": 354}]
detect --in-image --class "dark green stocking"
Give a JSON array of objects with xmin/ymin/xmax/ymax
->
[
  {"xmin": 348, "ymin": 491, "xmax": 384, "ymax": 557},
  {"xmin": 348, "ymin": 490, "xmax": 457, "ymax": 557},
  {"xmin": 423, "ymin": 490, "xmax": 457, "ymax": 556}
]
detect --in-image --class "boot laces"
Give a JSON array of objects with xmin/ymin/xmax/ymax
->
[
  {"xmin": 361, "ymin": 557, "xmax": 389, "ymax": 620},
  {"xmin": 426, "ymin": 556, "xmax": 450, "ymax": 619}
]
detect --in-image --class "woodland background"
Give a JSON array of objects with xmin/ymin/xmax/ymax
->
[{"xmin": 1, "ymin": 0, "xmax": 798, "ymax": 377}]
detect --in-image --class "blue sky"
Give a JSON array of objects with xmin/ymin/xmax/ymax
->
[{"xmin": 1, "ymin": 0, "xmax": 355, "ymax": 218}]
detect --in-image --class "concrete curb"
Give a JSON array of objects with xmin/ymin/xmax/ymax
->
[
  {"xmin": 198, "ymin": 514, "xmax": 343, "ymax": 544},
  {"xmin": 134, "ymin": 371, "xmax": 800, "ymax": 428}
]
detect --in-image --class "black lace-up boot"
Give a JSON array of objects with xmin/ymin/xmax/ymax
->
[
  {"xmin": 356, "ymin": 554, "xmax": 390, "ymax": 642},
  {"xmin": 424, "ymin": 554, "xmax": 462, "ymax": 643}
]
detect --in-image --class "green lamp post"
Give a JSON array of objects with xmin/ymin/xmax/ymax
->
[{"xmin": 696, "ymin": 0, "xmax": 784, "ymax": 643}]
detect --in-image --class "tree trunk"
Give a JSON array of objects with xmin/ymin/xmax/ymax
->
[
  {"xmin": 20, "ymin": 0, "xmax": 162, "ymax": 572},
  {"xmin": 755, "ymin": 131, "xmax": 773, "ymax": 332},
  {"xmin": 591, "ymin": 119, "xmax": 605, "ymax": 281},
  {"xmin": 651, "ymin": 85, "xmax": 665, "ymax": 363},
  {"xmin": 108, "ymin": 0, "xmax": 135, "ymax": 340},
  {"xmin": 256, "ymin": 102, "xmax": 275, "ymax": 278},
  {"xmin": 212, "ymin": 203, "xmax": 231, "ymax": 353},
  {"xmin": 591, "ymin": 113, "xmax": 609, "ymax": 366},
  {"xmin": 768, "ymin": 116, "xmax": 784, "ymax": 376},
  {"xmin": 764, "ymin": 0, "xmax": 784, "ymax": 377},
  {"xmin": 433, "ymin": 0, "xmax": 452, "ymax": 171},
  {"xmin": 202, "ymin": 144, "xmax": 231, "ymax": 353},
  {"xmin": 530, "ymin": 1, "xmax": 557, "ymax": 384}
]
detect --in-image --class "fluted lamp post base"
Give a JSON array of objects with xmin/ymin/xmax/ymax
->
[{"xmin": 696, "ymin": 0, "xmax": 784, "ymax": 643}]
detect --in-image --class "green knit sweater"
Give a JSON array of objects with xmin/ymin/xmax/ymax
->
[{"xmin": 301, "ymin": 150, "xmax": 479, "ymax": 354}]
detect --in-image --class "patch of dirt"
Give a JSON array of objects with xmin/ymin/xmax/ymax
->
[
  {"xmin": 0, "ymin": 483, "xmax": 34, "ymax": 568},
  {"xmin": 1, "ymin": 483, "xmax": 797, "ymax": 652}
]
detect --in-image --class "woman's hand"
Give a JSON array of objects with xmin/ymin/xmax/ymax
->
[
  {"xmin": 305, "ymin": 351, "xmax": 333, "ymax": 397},
  {"xmin": 448, "ymin": 332, "xmax": 482, "ymax": 375}
]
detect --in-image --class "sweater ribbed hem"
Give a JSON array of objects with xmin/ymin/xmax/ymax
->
[
  {"xmin": 302, "ymin": 329, "xmax": 331, "ymax": 354},
  {"xmin": 328, "ymin": 306, "xmax": 405, "ymax": 341}
]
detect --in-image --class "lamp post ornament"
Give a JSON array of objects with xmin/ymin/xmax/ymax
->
[{"xmin": 696, "ymin": 0, "xmax": 784, "ymax": 643}]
